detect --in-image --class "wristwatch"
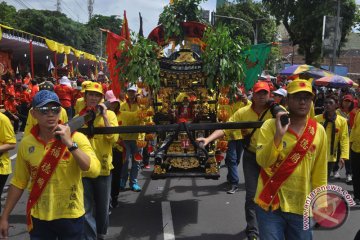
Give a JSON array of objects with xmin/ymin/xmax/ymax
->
[{"xmin": 68, "ymin": 142, "xmax": 78, "ymax": 152}]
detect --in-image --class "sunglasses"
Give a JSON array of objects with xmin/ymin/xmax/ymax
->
[{"xmin": 35, "ymin": 106, "xmax": 61, "ymax": 115}]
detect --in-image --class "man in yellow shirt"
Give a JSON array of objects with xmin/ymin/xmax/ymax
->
[
  {"xmin": 315, "ymin": 95, "xmax": 349, "ymax": 178},
  {"xmin": 0, "ymin": 90, "xmax": 100, "ymax": 239},
  {"xmin": 119, "ymin": 84, "xmax": 144, "ymax": 192},
  {"xmin": 197, "ymin": 81, "xmax": 274, "ymax": 240},
  {"xmin": 0, "ymin": 112, "xmax": 16, "ymax": 213},
  {"xmin": 350, "ymin": 110, "xmax": 360, "ymax": 205},
  {"xmin": 23, "ymin": 81, "xmax": 68, "ymax": 137},
  {"xmin": 80, "ymin": 82, "xmax": 119, "ymax": 240},
  {"xmin": 255, "ymin": 80, "xmax": 327, "ymax": 239},
  {"xmin": 219, "ymin": 90, "xmax": 250, "ymax": 194}
]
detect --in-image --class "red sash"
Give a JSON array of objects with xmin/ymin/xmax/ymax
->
[
  {"xmin": 26, "ymin": 140, "xmax": 66, "ymax": 231},
  {"xmin": 257, "ymin": 118, "xmax": 317, "ymax": 211}
]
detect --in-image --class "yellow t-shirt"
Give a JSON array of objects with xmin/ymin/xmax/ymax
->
[
  {"xmin": 314, "ymin": 114, "xmax": 349, "ymax": 162},
  {"xmin": 224, "ymin": 103, "xmax": 273, "ymax": 153},
  {"xmin": 220, "ymin": 100, "xmax": 251, "ymax": 140},
  {"xmin": 119, "ymin": 101, "xmax": 144, "ymax": 140},
  {"xmin": 0, "ymin": 112, "xmax": 16, "ymax": 174},
  {"xmin": 255, "ymin": 118, "xmax": 328, "ymax": 215},
  {"xmin": 24, "ymin": 107, "xmax": 68, "ymax": 137},
  {"xmin": 350, "ymin": 111, "xmax": 360, "ymax": 152},
  {"xmin": 11, "ymin": 131, "xmax": 100, "ymax": 221},
  {"xmin": 74, "ymin": 97, "xmax": 85, "ymax": 116},
  {"xmin": 81, "ymin": 110, "xmax": 119, "ymax": 177}
]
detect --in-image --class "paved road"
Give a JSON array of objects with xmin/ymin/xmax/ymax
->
[{"xmin": 3, "ymin": 133, "xmax": 360, "ymax": 240}]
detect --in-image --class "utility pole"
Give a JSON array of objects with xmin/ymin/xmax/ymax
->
[
  {"xmin": 88, "ymin": 0, "xmax": 94, "ymax": 21},
  {"xmin": 331, "ymin": 0, "xmax": 341, "ymax": 72},
  {"xmin": 56, "ymin": 0, "xmax": 61, "ymax": 12}
]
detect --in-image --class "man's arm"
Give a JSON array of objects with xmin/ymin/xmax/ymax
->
[
  {"xmin": 0, "ymin": 185, "xmax": 24, "ymax": 238},
  {"xmin": 196, "ymin": 129, "xmax": 225, "ymax": 147},
  {"xmin": 0, "ymin": 143, "xmax": 15, "ymax": 154}
]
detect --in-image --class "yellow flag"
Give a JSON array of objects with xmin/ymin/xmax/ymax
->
[{"xmin": 0, "ymin": 27, "xmax": 2, "ymax": 41}]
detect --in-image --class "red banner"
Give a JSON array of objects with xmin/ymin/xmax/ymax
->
[{"xmin": 106, "ymin": 31, "xmax": 126, "ymax": 98}]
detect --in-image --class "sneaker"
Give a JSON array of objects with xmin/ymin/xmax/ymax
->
[
  {"xmin": 227, "ymin": 185, "xmax": 239, "ymax": 194},
  {"xmin": 330, "ymin": 171, "xmax": 334, "ymax": 178},
  {"xmin": 346, "ymin": 174, "xmax": 352, "ymax": 183},
  {"xmin": 144, "ymin": 164, "xmax": 150, "ymax": 169},
  {"xmin": 131, "ymin": 183, "xmax": 142, "ymax": 192},
  {"xmin": 334, "ymin": 171, "xmax": 341, "ymax": 179}
]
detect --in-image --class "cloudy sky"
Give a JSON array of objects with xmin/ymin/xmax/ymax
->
[
  {"xmin": 5, "ymin": 0, "xmax": 360, "ymax": 36},
  {"xmin": 5, "ymin": 0, "xmax": 217, "ymax": 36}
]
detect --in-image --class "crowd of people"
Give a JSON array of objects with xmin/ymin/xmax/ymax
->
[
  {"xmin": 0, "ymin": 71, "xmax": 359, "ymax": 239},
  {"xmin": 0, "ymin": 72, "xmax": 153, "ymax": 239}
]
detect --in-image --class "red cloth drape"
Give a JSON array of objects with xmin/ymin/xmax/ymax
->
[{"xmin": 106, "ymin": 31, "xmax": 126, "ymax": 98}]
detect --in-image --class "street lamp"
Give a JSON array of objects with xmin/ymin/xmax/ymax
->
[{"xmin": 212, "ymin": 12, "xmax": 266, "ymax": 44}]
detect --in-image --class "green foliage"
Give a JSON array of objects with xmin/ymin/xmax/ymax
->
[
  {"xmin": 158, "ymin": 0, "xmax": 205, "ymax": 42},
  {"xmin": 263, "ymin": 0, "xmax": 357, "ymax": 64},
  {"xmin": 202, "ymin": 25, "xmax": 245, "ymax": 89},
  {"xmin": 116, "ymin": 37, "xmax": 161, "ymax": 89},
  {"xmin": 0, "ymin": 1, "xmax": 17, "ymax": 26},
  {"xmin": 216, "ymin": 1, "xmax": 277, "ymax": 45}
]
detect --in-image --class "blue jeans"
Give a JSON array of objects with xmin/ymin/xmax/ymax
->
[
  {"xmin": 82, "ymin": 175, "xmax": 112, "ymax": 240},
  {"xmin": 243, "ymin": 149, "xmax": 260, "ymax": 237},
  {"xmin": 225, "ymin": 140, "xmax": 243, "ymax": 184},
  {"xmin": 29, "ymin": 216, "xmax": 84, "ymax": 240},
  {"xmin": 121, "ymin": 140, "xmax": 141, "ymax": 186},
  {"xmin": 256, "ymin": 205, "xmax": 312, "ymax": 240}
]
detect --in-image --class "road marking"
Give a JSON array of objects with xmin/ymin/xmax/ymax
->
[
  {"xmin": 10, "ymin": 154, "xmax": 17, "ymax": 160},
  {"xmin": 162, "ymin": 201, "xmax": 175, "ymax": 240}
]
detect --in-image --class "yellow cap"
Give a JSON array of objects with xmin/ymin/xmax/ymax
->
[
  {"xmin": 287, "ymin": 80, "xmax": 314, "ymax": 95},
  {"xmin": 85, "ymin": 81, "xmax": 103, "ymax": 95},
  {"xmin": 81, "ymin": 81, "xmax": 92, "ymax": 93}
]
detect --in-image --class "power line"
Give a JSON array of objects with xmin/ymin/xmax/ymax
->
[
  {"xmin": 20, "ymin": 0, "xmax": 35, "ymax": 9},
  {"xmin": 74, "ymin": 0, "xmax": 88, "ymax": 16},
  {"xmin": 60, "ymin": 0, "xmax": 79, "ymax": 21}
]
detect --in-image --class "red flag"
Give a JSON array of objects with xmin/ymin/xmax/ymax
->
[
  {"xmin": 106, "ymin": 31, "xmax": 126, "ymax": 98},
  {"xmin": 120, "ymin": 10, "xmax": 130, "ymax": 41}
]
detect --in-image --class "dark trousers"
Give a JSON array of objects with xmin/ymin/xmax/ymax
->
[
  {"xmin": 243, "ymin": 148, "xmax": 260, "ymax": 237},
  {"xmin": 29, "ymin": 216, "xmax": 84, "ymax": 240},
  {"xmin": 225, "ymin": 139, "xmax": 243, "ymax": 185},
  {"xmin": 0, "ymin": 174, "xmax": 9, "ymax": 213},
  {"xmin": 351, "ymin": 150, "xmax": 360, "ymax": 199},
  {"xmin": 111, "ymin": 148, "xmax": 123, "ymax": 201}
]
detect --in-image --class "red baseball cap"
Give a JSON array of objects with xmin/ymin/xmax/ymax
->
[
  {"xmin": 253, "ymin": 81, "xmax": 270, "ymax": 93},
  {"xmin": 343, "ymin": 94, "xmax": 354, "ymax": 102}
]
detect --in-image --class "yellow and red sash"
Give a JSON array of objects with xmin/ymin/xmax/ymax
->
[
  {"xmin": 257, "ymin": 118, "xmax": 317, "ymax": 211},
  {"xmin": 26, "ymin": 140, "xmax": 66, "ymax": 231}
]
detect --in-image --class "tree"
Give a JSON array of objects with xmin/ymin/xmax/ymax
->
[
  {"xmin": 158, "ymin": 0, "xmax": 205, "ymax": 42},
  {"xmin": 216, "ymin": 0, "xmax": 281, "ymax": 73},
  {"xmin": 0, "ymin": 1, "xmax": 17, "ymax": 27},
  {"xmin": 263, "ymin": 0, "xmax": 357, "ymax": 65}
]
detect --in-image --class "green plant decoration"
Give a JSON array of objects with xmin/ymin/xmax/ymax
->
[
  {"xmin": 116, "ymin": 36, "xmax": 161, "ymax": 89},
  {"xmin": 158, "ymin": 0, "xmax": 205, "ymax": 43},
  {"xmin": 202, "ymin": 24, "xmax": 246, "ymax": 89}
]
